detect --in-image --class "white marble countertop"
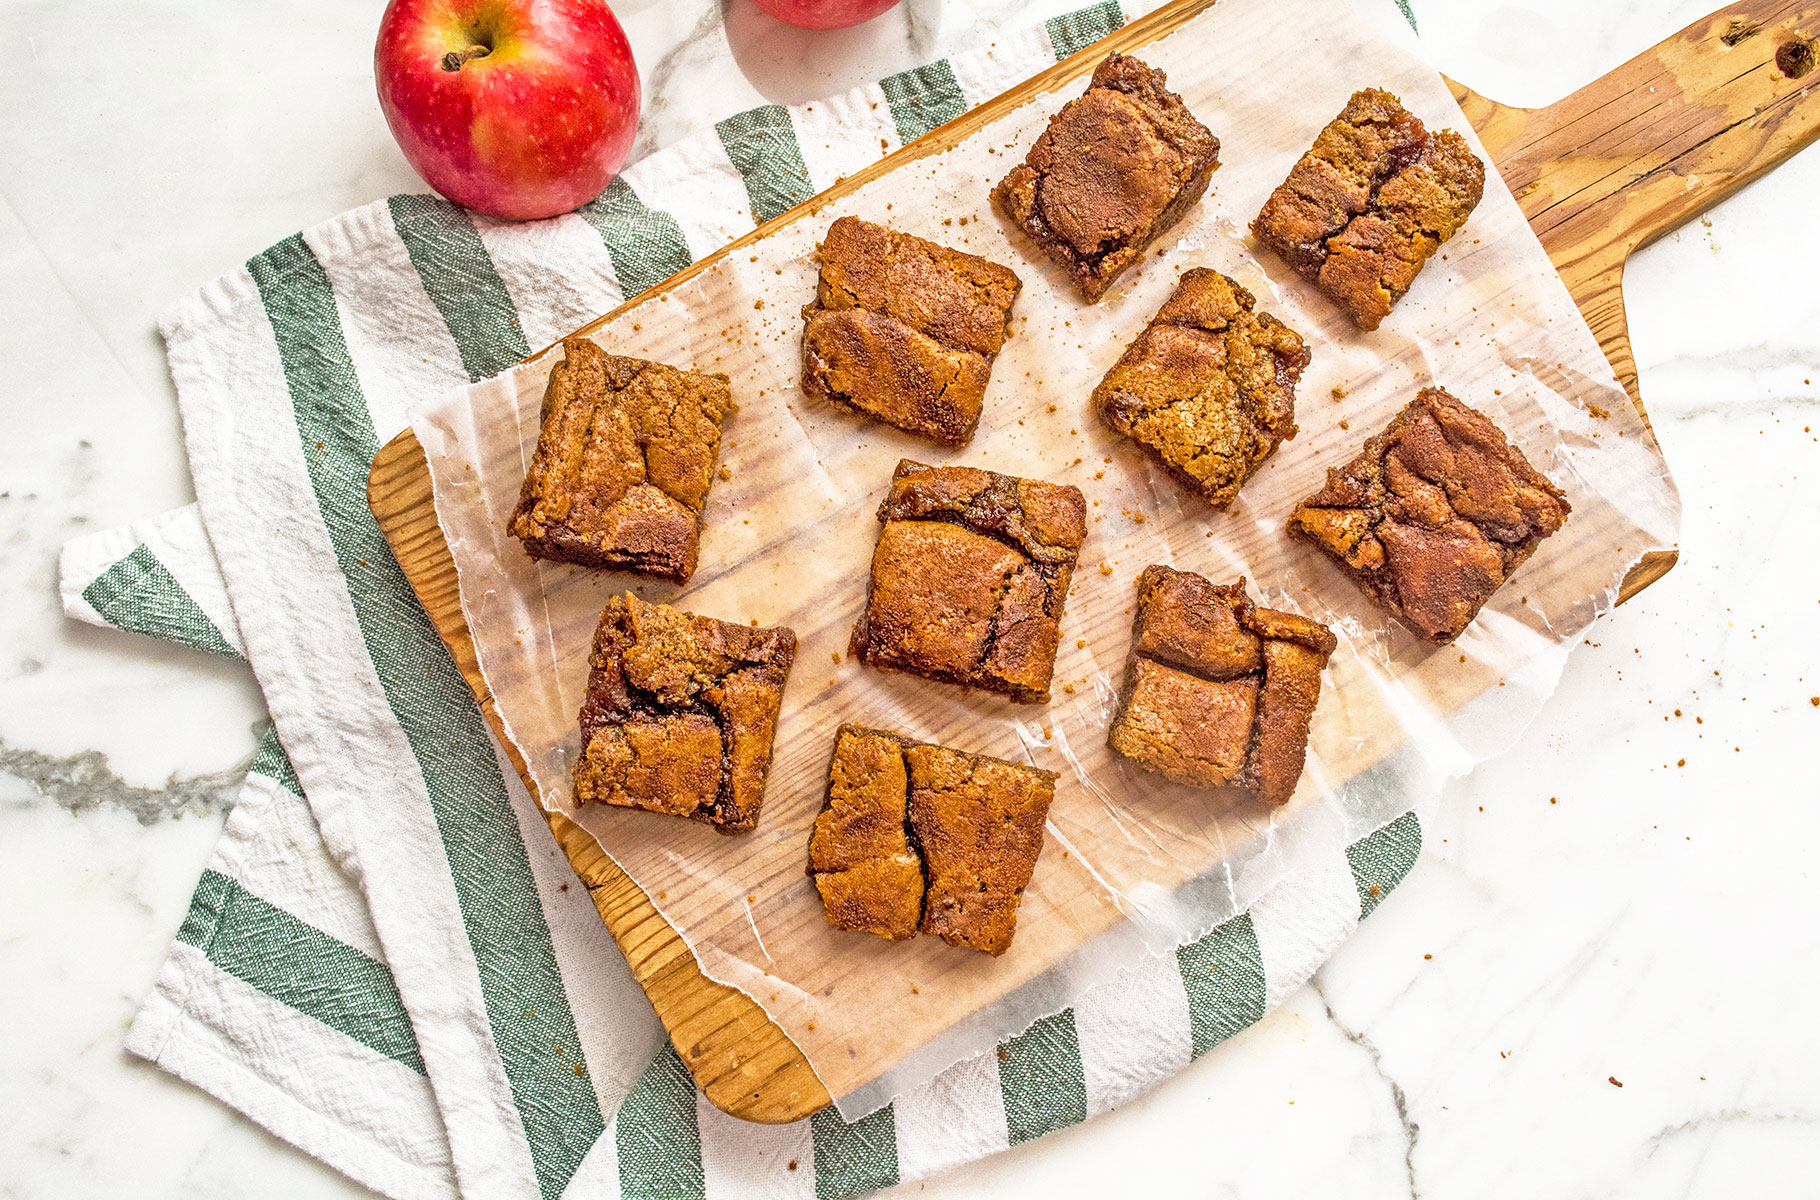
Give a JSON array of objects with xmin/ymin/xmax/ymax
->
[{"xmin": 3, "ymin": 0, "xmax": 1817, "ymax": 1195}]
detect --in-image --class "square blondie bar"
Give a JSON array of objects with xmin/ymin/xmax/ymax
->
[
  {"xmin": 808, "ymin": 724, "xmax": 1057, "ymax": 955},
  {"xmin": 1108, "ymin": 567, "xmax": 1336, "ymax": 806},
  {"xmin": 574, "ymin": 593, "xmax": 795, "ymax": 833},
  {"xmin": 1093, "ymin": 268, "xmax": 1310, "ymax": 508},
  {"xmin": 802, "ymin": 216, "xmax": 1021, "ymax": 447},
  {"xmin": 993, "ymin": 53, "xmax": 1219, "ymax": 302},
  {"xmin": 1252, "ymin": 89, "xmax": 1484, "ymax": 331},
  {"xmin": 509, "ymin": 338, "xmax": 728, "ymax": 583},
  {"xmin": 850, "ymin": 460, "xmax": 1086, "ymax": 703},
  {"xmin": 1287, "ymin": 387, "xmax": 1570, "ymax": 643}
]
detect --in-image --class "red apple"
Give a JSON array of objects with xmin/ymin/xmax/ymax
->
[
  {"xmin": 375, "ymin": 0, "xmax": 640, "ymax": 221},
  {"xmin": 752, "ymin": 0, "xmax": 903, "ymax": 31}
]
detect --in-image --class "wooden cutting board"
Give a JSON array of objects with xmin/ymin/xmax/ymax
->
[{"xmin": 367, "ymin": 0, "xmax": 1820, "ymax": 1124}]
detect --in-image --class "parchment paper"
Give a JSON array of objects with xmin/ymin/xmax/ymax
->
[{"xmin": 412, "ymin": 0, "xmax": 1681, "ymax": 1118}]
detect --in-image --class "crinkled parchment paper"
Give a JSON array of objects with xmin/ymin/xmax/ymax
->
[{"xmin": 412, "ymin": 0, "xmax": 1680, "ymax": 1118}]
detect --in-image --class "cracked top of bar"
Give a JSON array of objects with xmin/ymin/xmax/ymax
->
[
  {"xmin": 1252, "ymin": 88, "xmax": 1484, "ymax": 331},
  {"xmin": 1288, "ymin": 387, "xmax": 1571, "ymax": 643},
  {"xmin": 808, "ymin": 724, "xmax": 1057, "ymax": 955},
  {"xmin": 850, "ymin": 460, "xmax": 1086, "ymax": 704},
  {"xmin": 801, "ymin": 217, "xmax": 1021, "ymax": 447},
  {"xmin": 993, "ymin": 53, "xmax": 1220, "ymax": 302},
  {"xmin": 509, "ymin": 338, "xmax": 728, "ymax": 582},
  {"xmin": 1093, "ymin": 268, "xmax": 1310, "ymax": 508},
  {"xmin": 1108, "ymin": 567, "xmax": 1336, "ymax": 805},
  {"xmin": 573, "ymin": 593, "xmax": 796, "ymax": 833}
]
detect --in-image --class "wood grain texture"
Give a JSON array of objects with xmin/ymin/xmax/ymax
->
[{"xmin": 367, "ymin": 0, "xmax": 1820, "ymax": 1123}]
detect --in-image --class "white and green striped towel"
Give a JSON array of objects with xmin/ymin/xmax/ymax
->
[{"xmin": 60, "ymin": 4, "xmax": 1430, "ymax": 1197}]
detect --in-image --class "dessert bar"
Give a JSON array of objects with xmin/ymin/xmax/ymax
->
[
  {"xmin": 1108, "ymin": 566, "xmax": 1336, "ymax": 805},
  {"xmin": 993, "ymin": 53, "xmax": 1219, "ymax": 302},
  {"xmin": 1287, "ymin": 387, "xmax": 1570, "ymax": 643},
  {"xmin": 573, "ymin": 593, "xmax": 795, "ymax": 833},
  {"xmin": 509, "ymin": 338, "xmax": 729, "ymax": 582},
  {"xmin": 802, "ymin": 216, "xmax": 1021, "ymax": 446},
  {"xmin": 850, "ymin": 460, "xmax": 1086, "ymax": 703},
  {"xmin": 1252, "ymin": 88, "xmax": 1484, "ymax": 331},
  {"xmin": 808, "ymin": 724, "xmax": 1057, "ymax": 955},
  {"xmin": 1092, "ymin": 267, "xmax": 1310, "ymax": 508}
]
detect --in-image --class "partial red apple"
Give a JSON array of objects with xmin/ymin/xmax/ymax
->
[
  {"xmin": 375, "ymin": 0, "xmax": 640, "ymax": 221},
  {"xmin": 752, "ymin": 0, "xmax": 903, "ymax": 31}
]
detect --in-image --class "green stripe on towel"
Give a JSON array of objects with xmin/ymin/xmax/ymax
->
[
  {"xmin": 999, "ymin": 1009, "xmax": 1088, "ymax": 1145},
  {"xmin": 576, "ymin": 178, "xmax": 694, "ymax": 301},
  {"xmin": 1046, "ymin": 2, "xmax": 1124, "ymax": 60},
  {"xmin": 880, "ymin": 61, "xmax": 967, "ymax": 144},
  {"xmin": 1348, "ymin": 812, "xmax": 1423, "ymax": 920},
  {"xmin": 247, "ymin": 724, "xmax": 304, "ymax": 800},
  {"xmin": 387, "ymin": 194, "xmax": 531, "ymax": 381},
  {"xmin": 717, "ymin": 105, "xmax": 817, "ymax": 225},
  {"xmin": 811, "ymin": 1102, "xmax": 899, "ymax": 1199},
  {"xmin": 177, "ymin": 868, "xmax": 425, "ymax": 1073},
  {"xmin": 615, "ymin": 1044, "xmax": 705, "ymax": 1200},
  {"xmin": 247, "ymin": 232, "xmax": 603, "ymax": 1199},
  {"xmin": 81, "ymin": 544, "xmax": 240, "ymax": 660},
  {"xmin": 1176, "ymin": 912, "xmax": 1268, "ymax": 1059}
]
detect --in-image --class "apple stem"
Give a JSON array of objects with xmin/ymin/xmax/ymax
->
[{"xmin": 439, "ymin": 44, "xmax": 491, "ymax": 72}]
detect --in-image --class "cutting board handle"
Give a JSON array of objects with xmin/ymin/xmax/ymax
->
[
  {"xmin": 1454, "ymin": 1, "xmax": 1820, "ymax": 602},
  {"xmin": 1454, "ymin": 1, "xmax": 1820, "ymax": 398}
]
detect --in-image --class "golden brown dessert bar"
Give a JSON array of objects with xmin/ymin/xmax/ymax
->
[
  {"xmin": 509, "ymin": 338, "xmax": 728, "ymax": 582},
  {"xmin": 1092, "ymin": 268, "xmax": 1310, "ymax": 508},
  {"xmin": 1287, "ymin": 387, "xmax": 1570, "ymax": 643},
  {"xmin": 850, "ymin": 460, "xmax": 1086, "ymax": 703},
  {"xmin": 573, "ymin": 593, "xmax": 795, "ymax": 833},
  {"xmin": 802, "ymin": 216, "xmax": 1021, "ymax": 446},
  {"xmin": 808, "ymin": 724, "xmax": 1057, "ymax": 955},
  {"xmin": 992, "ymin": 53, "xmax": 1219, "ymax": 302},
  {"xmin": 1108, "ymin": 567, "xmax": 1336, "ymax": 805},
  {"xmin": 1252, "ymin": 89, "xmax": 1484, "ymax": 331}
]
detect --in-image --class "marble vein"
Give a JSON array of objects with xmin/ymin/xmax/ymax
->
[
  {"xmin": 1310, "ymin": 978, "xmax": 1421, "ymax": 1199},
  {"xmin": 631, "ymin": 4, "xmax": 728, "ymax": 163},
  {"xmin": 1642, "ymin": 1107, "xmax": 1818, "ymax": 1157},
  {"xmin": 1, "ymin": 735, "xmax": 245, "ymax": 824}
]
